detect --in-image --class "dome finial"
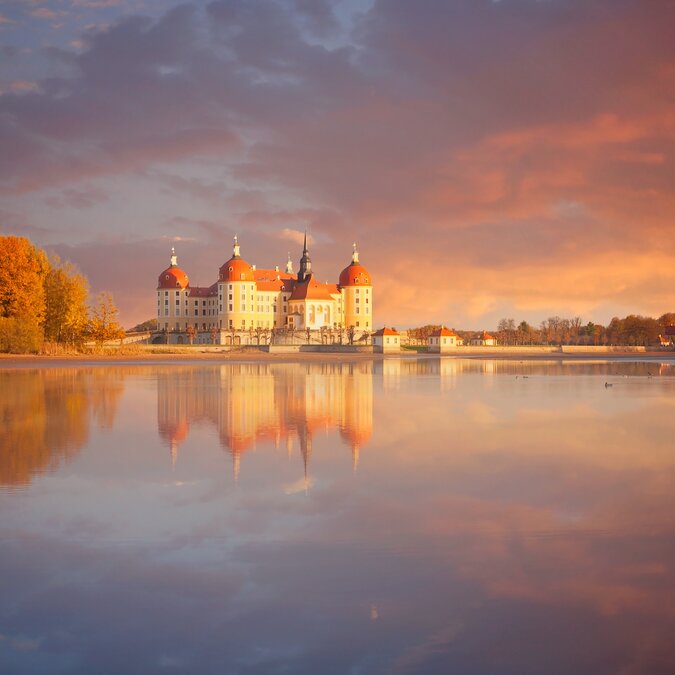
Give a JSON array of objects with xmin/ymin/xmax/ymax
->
[
  {"xmin": 233, "ymin": 234, "xmax": 240, "ymax": 258},
  {"xmin": 170, "ymin": 246, "xmax": 177, "ymax": 267},
  {"xmin": 352, "ymin": 241, "xmax": 359, "ymax": 264}
]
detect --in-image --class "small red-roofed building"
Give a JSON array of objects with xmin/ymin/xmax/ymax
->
[
  {"xmin": 661, "ymin": 326, "xmax": 675, "ymax": 346},
  {"xmin": 470, "ymin": 331, "xmax": 497, "ymax": 346},
  {"xmin": 428, "ymin": 326, "xmax": 460, "ymax": 353},
  {"xmin": 372, "ymin": 327, "xmax": 400, "ymax": 353}
]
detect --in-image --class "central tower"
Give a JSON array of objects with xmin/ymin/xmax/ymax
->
[{"xmin": 297, "ymin": 232, "xmax": 312, "ymax": 283}]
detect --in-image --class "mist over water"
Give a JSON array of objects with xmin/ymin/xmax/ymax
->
[{"xmin": 1, "ymin": 359, "xmax": 674, "ymax": 674}]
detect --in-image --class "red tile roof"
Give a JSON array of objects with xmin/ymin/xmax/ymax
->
[
  {"xmin": 158, "ymin": 266, "xmax": 189, "ymax": 289},
  {"xmin": 373, "ymin": 327, "xmax": 399, "ymax": 336},
  {"xmin": 431, "ymin": 326, "xmax": 458, "ymax": 337},
  {"xmin": 219, "ymin": 256, "xmax": 254, "ymax": 282},
  {"xmin": 339, "ymin": 262, "xmax": 371, "ymax": 287},
  {"xmin": 188, "ymin": 284, "xmax": 218, "ymax": 297},
  {"xmin": 289, "ymin": 275, "xmax": 339, "ymax": 300}
]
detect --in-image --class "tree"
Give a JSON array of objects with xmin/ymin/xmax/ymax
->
[
  {"xmin": 186, "ymin": 324, "xmax": 196, "ymax": 345},
  {"xmin": 131, "ymin": 318, "xmax": 158, "ymax": 332},
  {"xmin": 497, "ymin": 318, "xmax": 516, "ymax": 345},
  {"xmin": 89, "ymin": 292, "xmax": 125, "ymax": 345},
  {"xmin": 43, "ymin": 256, "xmax": 89, "ymax": 346},
  {"xmin": 0, "ymin": 236, "xmax": 50, "ymax": 352},
  {"xmin": 0, "ymin": 236, "xmax": 49, "ymax": 324}
]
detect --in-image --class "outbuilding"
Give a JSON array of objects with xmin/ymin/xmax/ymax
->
[
  {"xmin": 372, "ymin": 327, "xmax": 401, "ymax": 353},
  {"xmin": 428, "ymin": 326, "xmax": 460, "ymax": 353}
]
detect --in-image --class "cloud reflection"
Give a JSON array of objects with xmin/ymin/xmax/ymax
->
[{"xmin": 0, "ymin": 359, "xmax": 674, "ymax": 673}]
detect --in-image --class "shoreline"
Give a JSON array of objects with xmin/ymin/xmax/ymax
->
[{"xmin": 1, "ymin": 349, "xmax": 673, "ymax": 368}]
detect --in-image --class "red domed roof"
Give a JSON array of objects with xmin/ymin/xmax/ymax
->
[
  {"xmin": 219, "ymin": 257, "xmax": 255, "ymax": 282},
  {"xmin": 339, "ymin": 262, "xmax": 371, "ymax": 287},
  {"xmin": 158, "ymin": 266, "xmax": 189, "ymax": 289}
]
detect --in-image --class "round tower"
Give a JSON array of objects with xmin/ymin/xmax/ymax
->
[
  {"xmin": 338, "ymin": 243, "xmax": 372, "ymax": 331},
  {"xmin": 218, "ymin": 236, "xmax": 256, "ymax": 332},
  {"xmin": 157, "ymin": 247, "xmax": 190, "ymax": 334}
]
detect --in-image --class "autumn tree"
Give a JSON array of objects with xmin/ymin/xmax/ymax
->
[
  {"xmin": 0, "ymin": 236, "xmax": 50, "ymax": 352},
  {"xmin": 43, "ymin": 256, "xmax": 89, "ymax": 346},
  {"xmin": 186, "ymin": 324, "xmax": 196, "ymax": 345},
  {"xmin": 89, "ymin": 292, "xmax": 125, "ymax": 346}
]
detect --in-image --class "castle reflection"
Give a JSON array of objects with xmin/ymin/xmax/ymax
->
[{"xmin": 157, "ymin": 362, "xmax": 373, "ymax": 484}]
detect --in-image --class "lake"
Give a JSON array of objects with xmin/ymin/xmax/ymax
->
[{"xmin": 1, "ymin": 358, "xmax": 674, "ymax": 674}]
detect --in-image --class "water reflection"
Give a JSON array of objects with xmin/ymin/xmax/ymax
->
[
  {"xmin": 0, "ymin": 359, "xmax": 674, "ymax": 674},
  {"xmin": 0, "ymin": 369, "xmax": 124, "ymax": 488},
  {"xmin": 157, "ymin": 362, "xmax": 373, "ymax": 483}
]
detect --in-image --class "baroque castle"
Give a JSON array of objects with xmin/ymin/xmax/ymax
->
[{"xmin": 156, "ymin": 235, "xmax": 372, "ymax": 344}]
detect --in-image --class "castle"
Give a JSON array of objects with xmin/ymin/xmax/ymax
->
[{"xmin": 155, "ymin": 235, "xmax": 372, "ymax": 344}]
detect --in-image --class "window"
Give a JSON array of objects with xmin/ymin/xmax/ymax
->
[
  {"xmin": 228, "ymin": 294, "xmax": 232, "ymax": 300},
  {"xmin": 194, "ymin": 309, "xmax": 199, "ymax": 317},
  {"xmin": 229, "ymin": 304, "xmax": 232, "ymax": 311}
]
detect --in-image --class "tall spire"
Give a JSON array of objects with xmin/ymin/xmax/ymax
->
[
  {"xmin": 352, "ymin": 242, "xmax": 359, "ymax": 264},
  {"xmin": 170, "ymin": 246, "xmax": 178, "ymax": 267},
  {"xmin": 285, "ymin": 252, "xmax": 293, "ymax": 274},
  {"xmin": 232, "ymin": 234, "xmax": 240, "ymax": 258},
  {"xmin": 297, "ymin": 230, "xmax": 312, "ymax": 282}
]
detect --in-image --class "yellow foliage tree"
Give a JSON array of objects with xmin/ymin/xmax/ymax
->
[
  {"xmin": 89, "ymin": 291, "xmax": 125, "ymax": 345},
  {"xmin": 44, "ymin": 256, "xmax": 90, "ymax": 346},
  {"xmin": 0, "ymin": 236, "xmax": 50, "ymax": 352}
]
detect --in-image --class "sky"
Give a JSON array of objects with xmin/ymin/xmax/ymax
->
[{"xmin": 1, "ymin": 0, "xmax": 674, "ymax": 330}]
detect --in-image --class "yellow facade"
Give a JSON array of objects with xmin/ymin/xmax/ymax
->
[{"xmin": 156, "ymin": 238, "xmax": 373, "ymax": 343}]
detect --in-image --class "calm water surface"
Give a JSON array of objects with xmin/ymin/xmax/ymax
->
[{"xmin": 1, "ymin": 358, "xmax": 674, "ymax": 674}]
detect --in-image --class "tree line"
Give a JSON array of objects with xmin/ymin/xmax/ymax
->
[
  {"xmin": 494, "ymin": 315, "xmax": 675, "ymax": 346},
  {"xmin": 407, "ymin": 313, "xmax": 674, "ymax": 347},
  {"xmin": 0, "ymin": 236, "xmax": 125, "ymax": 353}
]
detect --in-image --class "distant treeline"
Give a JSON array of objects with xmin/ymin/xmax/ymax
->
[
  {"xmin": 0, "ymin": 236, "xmax": 125, "ymax": 353},
  {"xmin": 407, "ymin": 314, "xmax": 675, "ymax": 347}
]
